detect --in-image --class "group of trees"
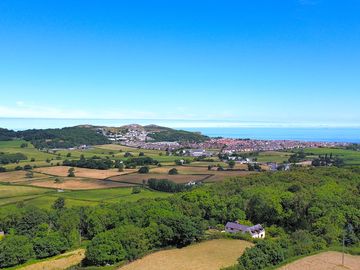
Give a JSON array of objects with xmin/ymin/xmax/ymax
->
[
  {"xmin": 63, "ymin": 155, "xmax": 113, "ymax": 170},
  {"xmin": 124, "ymin": 157, "xmax": 159, "ymax": 168},
  {"xmin": 312, "ymin": 153, "xmax": 344, "ymax": 167},
  {"xmin": 147, "ymin": 178, "xmax": 187, "ymax": 193},
  {"xmin": 11, "ymin": 127, "xmax": 109, "ymax": 149},
  {"xmin": 60, "ymin": 155, "xmax": 160, "ymax": 171},
  {"xmin": 0, "ymin": 152, "xmax": 27, "ymax": 165},
  {"xmin": 0, "ymin": 128, "xmax": 17, "ymax": 141},
  {"xmin": 288, "ymin": 151, "xmax": 307, "ymax": 163},
  {"xmin": 0, "ymin": 205, "xmax": 80, "ymax": 268},
  {"xmin": 232, "ymin": 230, "xmax": 327, "ymax": 270},
  {"xmin": 0, "ymin": 167, "xmax": 359, "ymax": 269}
]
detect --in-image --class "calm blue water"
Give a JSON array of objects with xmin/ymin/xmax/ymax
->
[
  {"xmin": 0, "ymin": 118, "xmax": 359, "ymax": 143},
  {"xmin": 184, "ymin": 127, "xmax": 360, "ymax": 143}
]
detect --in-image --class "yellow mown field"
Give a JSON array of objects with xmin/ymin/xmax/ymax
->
[
  {"xmin": 34, "ymin": 166, "xmax": 135, "ymax": 179},
  {"xmin": 278, "ymin": 251, "xmax": 360, "ymax": 270},
  {"xmin": 18, "ymin": 249, "xmax": 85, "ymax": 270},
  {"xmin": 119, "ymin": 239, "xmax": 253, "ymax": 270}
]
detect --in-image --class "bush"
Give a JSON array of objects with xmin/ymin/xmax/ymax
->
[
  {"xmin": 138, "ymin": 166, "xmax": 149, "ymax": 174},
  {"xmin": 68, "ymin": 167, "xmax": 75, "ymax": 177},
  {"xmin": 132, "ymin": 186, "xmax": 142, "ymax": 194},
  {"xmin": 168, "ymin": 168, "xmax": 178, "ymax": 175},
  {"xmin": 23, "ymin": 164, "xmax": 32, "ymax": 170}
]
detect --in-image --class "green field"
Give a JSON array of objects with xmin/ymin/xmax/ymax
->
[
  {"xmin": 303, "ymin": 147, "xmax": 360, "ymax": 165},
  {"xmin": 254, "ymin": 148, "xmax": 360, "ymax": 166},
  {"xmin": 0, "ymin": 184, "xmax": 54, "ymax": 206},
  {"xmin": 0, "ymin": 183, "xmax": 171, "ymax": 209},
  {"xmin": 256, "ymin": 151, "xmax": 292, "ymax": 163},
  {"xmin": 0, "ymin": 140, "xmax": 60, "ymax": 169}
]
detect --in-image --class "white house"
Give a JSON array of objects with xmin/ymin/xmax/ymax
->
[{"xmin": 225, "ymin": 222, "xmax": 265, "ymax": 238}]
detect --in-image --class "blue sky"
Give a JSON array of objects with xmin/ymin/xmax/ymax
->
[{"xmin": 0, "ymin": 0, "xmax": 359, "ymax": 127}]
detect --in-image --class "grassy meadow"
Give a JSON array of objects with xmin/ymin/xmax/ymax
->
[{"xmin": 303, "ymin": 147, "xmax": 360, "ymax": 166}]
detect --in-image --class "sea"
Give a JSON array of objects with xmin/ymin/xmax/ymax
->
[{"xmin": 0, "ymin": 118, "xmax": 359, "ymax": 143}]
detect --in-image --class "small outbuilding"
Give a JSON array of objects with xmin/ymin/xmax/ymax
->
[{"xmin": 225, "ymin": 222, "xmax": 265, "ymax": 238}]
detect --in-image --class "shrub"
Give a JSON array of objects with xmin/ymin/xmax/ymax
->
[
  {"xmin": 132, "ymin": 186, "xmax": 142, "ymax": 194},
  {"xmin": 138, "ymin": 166, "xmax": 149, "ymax": 174},
  {"xmin": 168, "ymin": 168, "xmax": 178, "ymax": 175}
]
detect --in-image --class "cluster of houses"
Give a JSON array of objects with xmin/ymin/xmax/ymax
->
[{"xmin": 97, "ymin": 126, "xmax": 148, "ymax": 143}]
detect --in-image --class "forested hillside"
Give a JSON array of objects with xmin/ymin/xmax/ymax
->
[
  {"xmin": 0, "ymin": 127, "xmax": 109, "ymax": 149},
  {"xmin": 0, "ymin": 128, "xmax": 17, "ymax": 141},
  {"xmin": 0, "ymin": 167, "xmax": 359, "ymax": 269}
]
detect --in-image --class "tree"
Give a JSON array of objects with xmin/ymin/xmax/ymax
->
[
  {"xmin": 118, "ymin": 163, "xmax": 124, "ymax": 172},
  {"xmin": 55, "ymin": 209, "xmax": 80, "ymax": 247},
  {"xmin": 228, "ymin": 160, "xmax": 236, "ymax": 169},
  {"xmin": 0, "ymin": 235, "xmax": 34, "ymax": 268},
  {"xmin": 25, "ymin": 171, "xmax": 34, "ymax": 178},
  {"xmin": 20, "ymin": 143, "xmax": 28, "ymax": 148},
  {"xmin": 138, "ymin": 166, "xmax": 149, "ymax": 174},
  {"xmin": 132, "ymin": 186, "xmax": 141, "ymax": 194},
  {"xmin": 54, "ymin": 178, "xmax": 63, "ymax": 184},
  {"xmin": 68, "ymin": 167, "xmax": 75, "ymax": 177},
  {"xmin": 168, "ymin": 168, "xmax": 178, "ymax": 175},
  {"xmin": 23, "ymin": 164, "xmax": 32, "ymax": 170},
  {"xmin": 113, "ymin": 225, "xmax": 150, "ymax": 260},
  {"xmin": 86, "ymin": 230, "xmax": 127, "ymax": 266},
  {"xmin": 53, "ymin": 197, "xmax": 65, "ymax": 210},
  {"xmin": 124, "ymin": 152, "xmax": 133, "ymax": 158},
  {"xmin": 33, "ymin": 231, "xmax": 67, "ymax": 258}
]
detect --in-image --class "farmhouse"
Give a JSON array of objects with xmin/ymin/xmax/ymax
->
[
  {"xmin": 188, "ymin": 149, "xmax": 213, "ymax": 157},
  {"xmin": 225, "ymin": 222, "xmax": 265, "ymax": 238}
]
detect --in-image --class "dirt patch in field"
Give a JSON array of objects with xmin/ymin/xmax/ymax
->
[
  {"xmin": 18, "ymin": 249, "xmax": 85, "ymax": 270},
  {"xmin": 119, "ymin": 239, "xmax": 253, "ymax": 270},
  {"xmin": 29, "ymin": 177, "xmax": 134, "ymax": 190},
  {"xmin": 109, "ymin": 173, "xmax": 210, "ymax": 184},
  {"xmin": 278, "ymin": 251, "xmax": 360, "ymax": 270},
  {"xmin": 34, "ymin": 166, "xmax": 135, "ymax": 179},
  {"xmin": 0, "ymin": 171, "xmax": 48, "ymax": 183}
]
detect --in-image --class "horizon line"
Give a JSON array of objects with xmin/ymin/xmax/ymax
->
[{"xmin": 1, "ymin": 117, "xmax": 360, "ymax": 129}]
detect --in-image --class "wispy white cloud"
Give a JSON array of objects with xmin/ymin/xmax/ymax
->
[
  {"xmin": 0, "ymin": 102, "xmax": 90, "ymax": 118},
  {"xmin": 0, "ymin": 102, "xmax": 359, "ymax": 128}
]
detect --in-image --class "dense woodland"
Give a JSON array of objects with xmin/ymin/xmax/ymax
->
[
  {"xmin": 0, "ymin": 167, "xmax": 359, "ymax": 269},
  {"xmin": 0, "ymin": 127, "xmax": 109, "ymax": 148},
  {"xmin": 62, "ymin": 156, "xmax": 159, "ymax": 170}
]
